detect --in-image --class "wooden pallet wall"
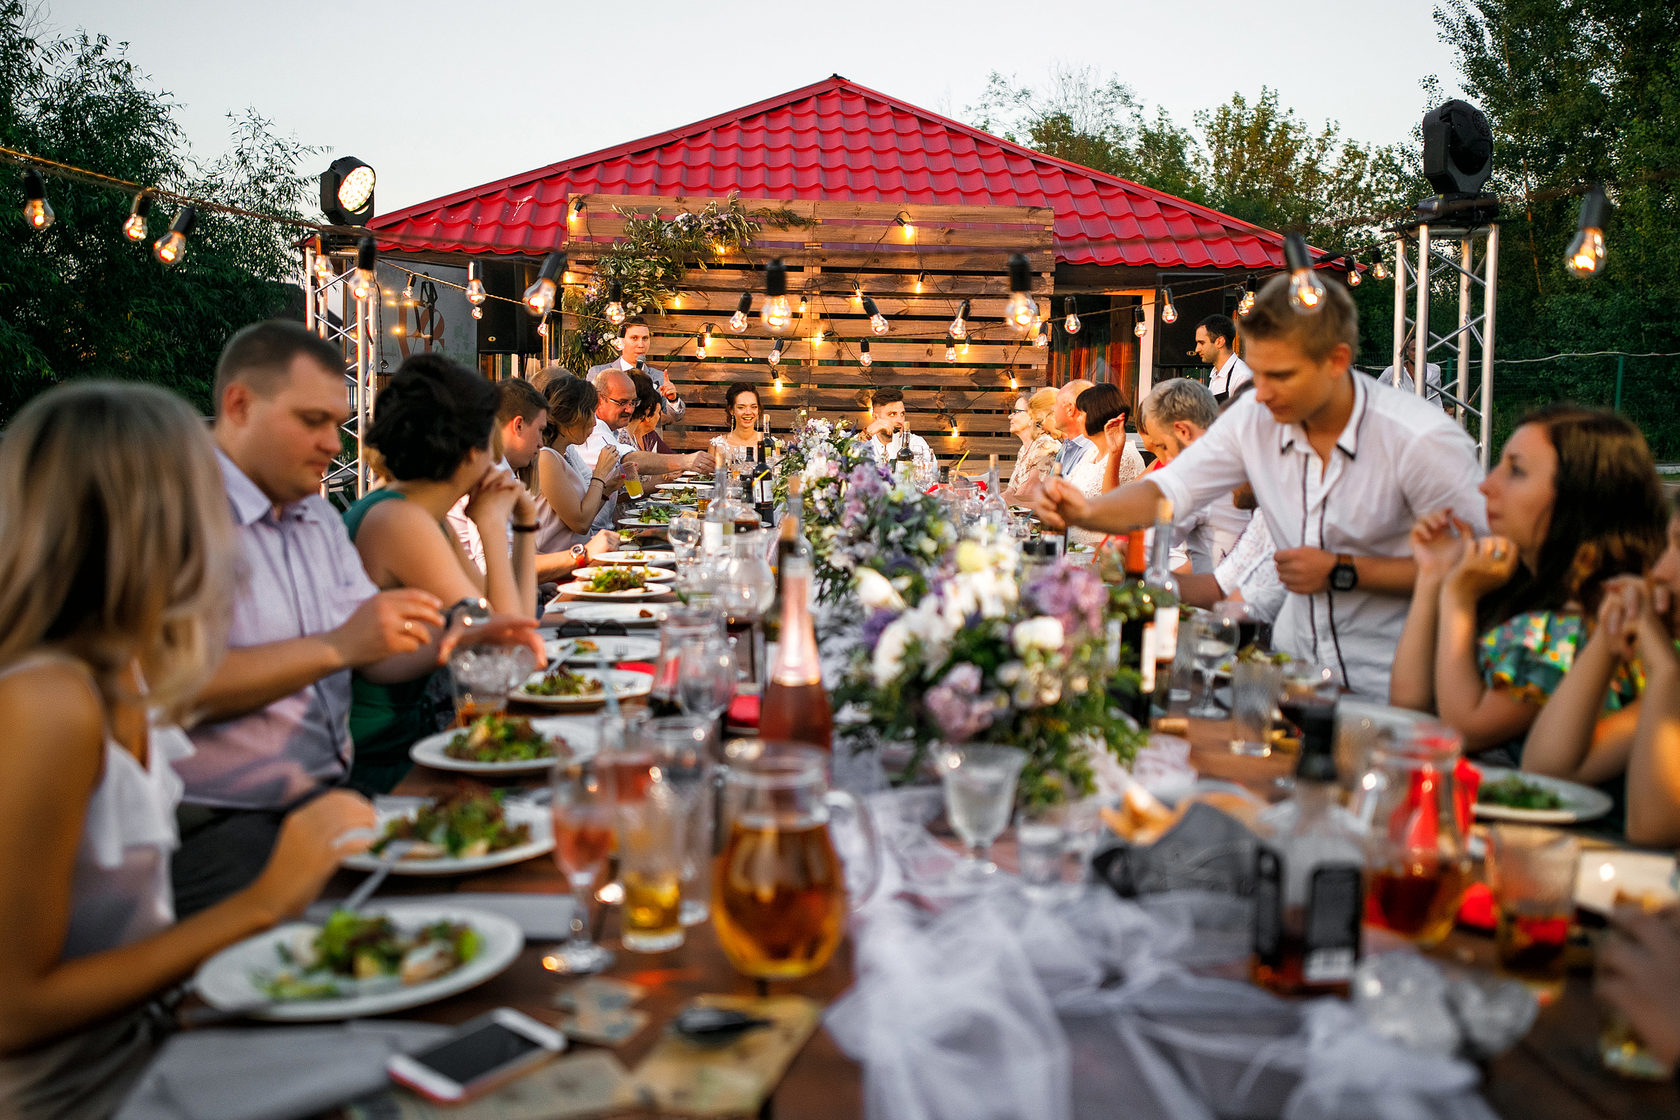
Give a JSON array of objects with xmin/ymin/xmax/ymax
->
[{"xmin": 560, "ymin": 196, "xmax": 1053, "ymax": 474}]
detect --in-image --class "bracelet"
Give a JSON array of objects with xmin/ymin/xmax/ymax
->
[
  {"xmin": 511, "ymin": 523, "xmax": 539, "ymax": 533},
  {"xmin": 587, "ymin": 477, "xmax": 605, "ymax": 489}
]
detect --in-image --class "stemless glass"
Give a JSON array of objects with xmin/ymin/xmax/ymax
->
[
  {"xmin": 1189, "ymin": 613, "xmax": 1239, "ymax": 719},
  {"xmin": 644, "ymin": 714, "xmax": 717, "ymax": 926},
  {"xmin": 935, "ymin": 744, "xmax": 1027, "ymax": 879},
  {"xmin": 545, "ymin": 756, "xmax": 617, "ymax": 975},
  {"xmin": 677, "ymin": 635, "xmax": 737, "ymax": 727}
]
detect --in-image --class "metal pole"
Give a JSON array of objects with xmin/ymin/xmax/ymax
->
[
  {"xmin": 1615, "ymin": 354, "xmax": 1625, "ymax": 412},
  {"xmin": 1456, "ymin": 237, "xmax": 1474, "ymax": 416},
  {"xmin": 356, "ymin": 292, "xmax": 371, "ymax": 497},
  {"xmin": 1414, "ymin": 225, "xmax": 1431, "ymax": 403},
  {"xmin": 1392, "ymin": 233, "xmax": 1408, "ymax": 381},
  {"xmin": 1480, "ymin": 225, "xmax": 1499, "ymax": 470}
]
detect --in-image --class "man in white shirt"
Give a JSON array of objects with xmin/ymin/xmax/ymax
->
[
  {"xmin": 1034, "ymin": 275, "xmax": 1487, "ymax": 699},
  {"xmin": 1052, "ymin": 379, "xmax": 1096, "ymax": 473},
  {"xmin": 1195, "ymin": 314, "xmax": 1252, "ymax": 403},
  {"xmin": 1377, "ymin": 331, "xmax": 1445, "ymax": 406},
  {"xmin": 863, "ymin": 387, "xmax": 937, "ymax": 473},
  {"xmin": 586, "ymin": 316, "xmax": 684, "ymax": 421},
  {"xmin": 581, "ymin": 368, "xmax": 710, "ymax": 531},
  {"xmin": 1137, "ymin": 377, "xmax": 1251, "ymax": 572}
]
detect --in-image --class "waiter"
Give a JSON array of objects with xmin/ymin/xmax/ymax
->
[{"xmin": 1194, "ymin": 314, "xmax": 1252, "ymax": 403}]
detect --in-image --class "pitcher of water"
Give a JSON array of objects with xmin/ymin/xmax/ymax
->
[{"xmin": 712, "ymin": 744, "xmax": 881, "ymax": 981}]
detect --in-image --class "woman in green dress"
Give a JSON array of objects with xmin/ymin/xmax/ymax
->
[{"xmin": 342, "ymin": 354, "xmax": 538, "ymax": 793}]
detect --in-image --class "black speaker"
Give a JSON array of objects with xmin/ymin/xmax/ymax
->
[
  {"xmin": 1422, "ymin": 101, "xmax": 1494, "ymax": 196},
  {"xmin": 476, "ymin": 259, "xmax": 539, "ymax": 354}
]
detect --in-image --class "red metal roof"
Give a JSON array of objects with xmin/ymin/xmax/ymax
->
[{"xmin": 370, "ymin": 75, "xmax": 1288, "ymax": 271}]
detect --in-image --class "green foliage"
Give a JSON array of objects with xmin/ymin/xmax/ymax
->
[{"xmin": 0, "ymin": 0, "xmax": 318, "ymax": 421}]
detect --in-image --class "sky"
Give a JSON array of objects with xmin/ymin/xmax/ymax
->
[{"xmin": 35, "ymin": 0, "xmax": 1466, "ymax": 216}]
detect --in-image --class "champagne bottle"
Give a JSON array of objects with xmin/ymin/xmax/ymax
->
[
  {"xmin": 979, "ymin": 453, "xmax": 1010, "ymax": 538},
  {"xmin": 758, "ymin": 554, "xmax": 832, "ymax": 751}
]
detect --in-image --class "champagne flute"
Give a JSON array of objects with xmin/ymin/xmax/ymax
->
[{"xmin": 545, "ymin": 757, "xmax": 617, "ymax": 975}]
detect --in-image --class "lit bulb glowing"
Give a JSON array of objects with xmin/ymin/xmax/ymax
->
[
  {"xmin": 1283, "ymin": 234, "xmax": 1326, "ymax": 315},
  {"xmin": 949, "ymin": 300, "xmax": 970, "ymax": 340},
  {"xmin": 1566, "ymin": 185, "xmax": 1609, "ymax": 279},
  {"xmin": 122, "ymin": 193, "xmax": 151, "ymax": 242},
  {"xmin": 1160, "ymin": 288, "xmax": 1178, "ymax": 324},
  {"xmin": 860, "ymin": 340, "xmax": 872, "ymax": 368},
  {"xmin": 762, "ymin": 259, "xmax": 793, "ymax": 333},
  {"xmin": 729, "ymin": 292, "xmax": 750, "ymax": 333},
  {"xmin": 20, "ymin": 171, "xmax": 52, "ymax": 229},
  {"xmin": 153, "ymin": 207, "xmax": 197, "ymax": 267},
  {"xmin": 862, "ymin": 296, "xmax": 889, "ymax": 335},
  {"xmin": 523, "ymin": 252, "xmax": 566, "ymax": 317}
]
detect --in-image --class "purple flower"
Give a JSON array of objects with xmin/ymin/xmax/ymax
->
[
  {"xmin": 925, "ymin": 662, "xmax": 994, "ymax": 742},
  {"xmin": 1023, "ymin": 562, "xmax": 1106, "ymax": 639},
  {"xmin": 860, "ymin": 608, "xmax": 895, "ymax": 650}
]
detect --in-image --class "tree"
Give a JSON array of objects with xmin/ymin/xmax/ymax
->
[{"xmin": 0, "ymin": 0, "xmax": 318, "ymax": 422}]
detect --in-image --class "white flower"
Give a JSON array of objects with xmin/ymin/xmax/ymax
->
[
  {"xmin": 955, "ymin": 540, "xmax": 988, "ymax": 573},
  {"xmin": 1012, "ymin": 616, "xmax": 1064, "ymax": 654},
  {"xmin": 855, "ymin": 567, "xmax": 905, "ymax": 612},
  {"xmin": 871, "ymin": 619, "xmax": 913, "ymax": 687}
]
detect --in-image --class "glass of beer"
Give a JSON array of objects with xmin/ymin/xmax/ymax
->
[
  {"xmin": 713, "ymin": 744, "xmax": 881, "ymax": 981},
  {"xmin": 1486, "ymin": 825, "xmax": 1579, "ymax": 985},
  {"xmin": 446, "ymin": 643, "xmax": 534, "ymax": 727},
  {"xmin": 616, "ymin": 781, "xmax": 686, "ymax": 952}
]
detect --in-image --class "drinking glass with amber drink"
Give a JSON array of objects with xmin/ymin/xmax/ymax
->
[
  {"xmin": 546, "ymin": 756, "xmax": 617, "ymax": 975},
  {"xmin": 1486, "ymin": 825, "xmax": 1579, "ymax": 988},
  {"xmin": 713, "ymin": 744, "xmax": 881, "ymax": 982},
  {"xmin": 1353, "ymin": 722, "xmax": 1472, "ymax": 948}
]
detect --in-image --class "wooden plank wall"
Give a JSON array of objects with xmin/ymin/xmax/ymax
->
[{"xmin": 561, "ymin": 196, "xmax": 1053, "ymax": 475}]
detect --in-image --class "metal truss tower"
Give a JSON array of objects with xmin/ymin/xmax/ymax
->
[{"xmin": 302, "ymin": 242, "xmax": 376, "ymax": 499}]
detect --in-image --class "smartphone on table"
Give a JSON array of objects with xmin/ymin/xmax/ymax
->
[{"xmin": 387, "ymin": 1008, "xmax": 565, "ymax": 1103}]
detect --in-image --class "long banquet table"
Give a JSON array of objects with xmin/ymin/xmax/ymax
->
[{"xmin": 319, "ymin": 703, "xmax": 1679, "ymax": 1120}]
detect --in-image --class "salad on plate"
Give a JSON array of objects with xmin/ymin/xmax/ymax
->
[
  {"xmin": 372, "ymin": 786, "xmax": 534, "ymax": 860},
  {"xmin": 256, "ymin": 910, "xmax": 482, "ymax": 1002}
]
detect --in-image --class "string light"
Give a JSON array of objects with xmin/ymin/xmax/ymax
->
[
  {"xmin": 471, "ymin": 305, "xmax": 483, "ymax": 320},
  {"xmin": 696, "ymin": 324, "xmax": 712, "ymax": 359},
  {"xmin": 811, "ymin": 328, "xmax": 826, "ymax": 346},
  {"xmin": 1009, "ymin": 373, "xmax": 1018, "ymax": 390},
  {"xmin": 1063, "ymin": 297, "xmax": 1081, "ymax": 335},
  {"xmin": 768, "ymin": 339, "xmax": 783, "ymax": 366},
  {"xmin": 603, "ymin": 280, "xmax": 626, "ymax": 325},
  {"xmin": 122, "ymin": 192, "xmax": 151, "ymax": 242},
  {"xmin": 152, "ymin": 206, "xmax": 196, "ymax": 266},
  {"xmin": 1369, "ymin": 251, "xmax": 1389, "ymax": 281},
  {"xmin": 798, "ymin": 294, "xmax": 809, "ymax": 320},
  {"xmin": 348, "ymin": 237, "xmax": 378, "ymax": 301},
  {"xmin": 914, "ymin": 271, "xmax": 926, "ymax": 293},
  {"xmin": 1032, "ymin": 322, "xmax": 1048, "ymax": 348},
  {"xmin": 851, "ymin": 281, "xmax": 863, "ymax": 305},
  {"xmin": 729, "ymin": 291, "xmax": 751, "ymax": 332},
  {"xmin": 895, "ymin": 211, "xmax": 915, "ymax": 239},
  {"xmin": 1003, "ymin": 253, "xmax": 1036, "ymax": 333},
  {"xmin": 1160, "ymin": 287, "xmax": 1178, "ymax": 324},
  {"xmin": 958, "ymin": 339, "xmax": 970, "ymax": 358},
  {"xmin": 949, "ymin": 299, "xmax": 970, "ymax": 340},
  {"xmin": 949, "ymin": 416, "xmax": 960, "ymax": 437},
  {"xmin": 569, "ymin": 198, "xmax": 585, "ymax": 223},
  {"xmin": 402, "ymin": 273, "xmax": 414, "ymax": 300},
  {"xmin": 761, "ymin": 259, "xmax": 793, "ymax": 333},
  {"xmin": 465, "ymin": 260, "xmax": 487, "ymax": 305},
  {"xmin": 1345, "ymin": 255, "xmax": 1362, "ymax": 287},
  {"xmin": 945, "ymin": 332, "xmax": 958, "ymax": 362},
  {"xmin": 1238, "ymin": 274, "xmax": 1258, "ymax": 317},
  {"xmin": 1566, "ymin": 184, "xmax": 1608, "ymax": 278},
  {"xmin": 20, "ymin": 169, "xmax": 54, "ymax": 229},
  {"xmin": 860, "ymin": 339, "xmax": 872, "ymax": 368},
  {"xmin": 1283, "ymin": 233, "xmax": 1326, "ymax": 315},
  {"xmin": 522, "ymin": 251, "xmax": 565, "ymax": 316},
  {"xmin": 862, "ymin": 296, "xmax": 889, "ymax": 335},
  {"xmin": 1133, "ymin": 306, "xmax": 1147, "ymax": 338}
]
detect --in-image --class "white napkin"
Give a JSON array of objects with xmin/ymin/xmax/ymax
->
[{"xmin": 114, "ymin": 1021, "xmax": 449, "ymax": 1120}]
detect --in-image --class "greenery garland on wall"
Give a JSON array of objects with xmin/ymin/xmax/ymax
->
[{"xmin": 558, "ymin": 194, "xmax": 810, "ymax": 372}]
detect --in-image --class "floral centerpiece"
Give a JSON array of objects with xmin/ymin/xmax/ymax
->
[{"xmin": 835, "ymin": 537, "xmax": 1145, "ymax": 808}]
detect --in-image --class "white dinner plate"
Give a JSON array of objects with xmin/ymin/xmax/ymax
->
[
  {"xmin": 570, "ymin": 565, "xmax": 674, "ymax": 583},
  {"xmin": 1473, "ymin": 765, "xmax": 1614, "ymax": 825},
  {"xmin": 408, "ymin": 715, "xmax": 596, "ymax": 775},
  {"xmin": 546, "ymin": 634, "xmax": 661, "ymax": 664},
  {"xmin": 193, "ymin": 904, "xmax": 523, "ymax": 1022},
  {"xmin": 517, "ymin": 668, "xmax": 654, "ymax": 710},
  {"xmin": 555, "ymin": 582, "xmax": 671, "ymax": 601},
  {"xmin": 545, "ymin": 600, "xmax": 669, "ymax": 626},
  {"xmin": 1575, "ymin": 849, "xmax": 1679, "ymax": 915},
  {"xmin": 341, "ymin": 802, "xmax": 553, "ymax": 876},
  {"xmin": 592, "ymin": 550, "xmax": 676, "ymax": 567}
]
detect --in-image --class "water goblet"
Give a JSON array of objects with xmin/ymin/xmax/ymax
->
[
  {"xmin": 1189, "ymin": 613, "xmax": 1238, "ymax": 719},
  {"xmin": 677, "ymin": 635, "xmax": 737, "ymax": 728},
  {"xmin": 935, "ymin": 744, "xmax": 1027, "ymax": 880},
  {"xmin": 545, "ymin": 756, "xmax": 617, "ymax": 975}
]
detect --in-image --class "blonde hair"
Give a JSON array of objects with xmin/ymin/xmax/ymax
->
[
  {"xmin": 0, "ymin": 382, "xmax": 235, "ymax": 722},
  {"xmin": 1026, "ymin": 387, "xmax": 1057, "ymax": 433}
]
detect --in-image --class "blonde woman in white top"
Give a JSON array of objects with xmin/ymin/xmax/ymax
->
[{"xmin": 0, "ymin": 382, "xmax": 373, "ymax": 1120}]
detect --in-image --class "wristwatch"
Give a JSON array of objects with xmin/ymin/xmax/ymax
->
[
  {"xmin": 1328, "ymin": 553, "xmax": 1358, "ymax": 592},
  {"xmin": 570, "ymin": 543, "xmax": 588, "ymax": 561}
]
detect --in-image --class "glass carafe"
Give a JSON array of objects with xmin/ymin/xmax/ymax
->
[
  {"xmin": 1352, "ymin": 722, "xmax": 1474, "ymax": 947},
  {"xmin": 712, "ymin": 744, "xmax": 880, "ymax": 981}
]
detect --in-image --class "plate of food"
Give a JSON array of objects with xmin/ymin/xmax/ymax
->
[
  {"xmin": 192, "ymin": 903, "xmax": 523, "ymax": 1022},
  {"xmin": 591, "ymin": 549, "xmax": 676, "ymax": 567},
  {"xmin": 654, "ymin": 484, "xmax": 702, "ymax": 502},
  {"xmin": 1473, "ymin": 765, "xmax": 1614, "ymax": 824},
  {"xmin": 409, "ymin": 713, "xmax": 578, "ymax": 775},
  {"xmin": 617, "ymin": 504, "xmax": 678, "ymax": 528},
  {"xmin": 518, "ymin": 666, "xmax": 653, "ymax": 709},
  {"xmin": 342, "ymin": 788, "xmax": 552, "ymax": 876},
  {"xmin": 546, "ymin": 634, "xmax": 661, "ymax": 665},
  {"xmin": 1575, "ymin": 849, "xmax": 1678, "ymax": 916},
  {"xmin": 569, "ymin": 564, "xmax": 674, "ymax": 583},
  {"xmin": 545, "ymin": 601, "xmax": 669, "ymax": 627}
]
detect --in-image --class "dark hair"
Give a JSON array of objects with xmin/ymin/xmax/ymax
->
[
  {"xmin": 725, "ymin": 382, "xmax": 760, "ymax": 428},
  {"xmin": 617, "ymin": 315, "xmax": 650, "ymax": 338},
  {"xmin": 872, "ymin": 386, "xmax": 905, "ymax": 408},
  {"xmin": 496, "ymin": 378, "xmax": 547, "ymax": 426},
  {"xmin": 1240, "ymin": 272, "xmax": 1359, "ymax": 361},
  {"xmin": 1077, "ymin": 383, "xmax": 1125, "ymax": 434},
  {"xmin": 213, "ymin": 320, "xmax": 345, "ymax": 413},
  {"xmin": 543, "ymin": 374, "xmax": 599, "ymax": 445},
  {"xmin": 1478, "ymin": 403, "xmax": 1668, "ymax": 629},
  {"xmin": 629, "ymin": 371, "xmax": 661, "ymax": 422},
  {"xmin": 365, "ymin": 354, "xmax": 498, "ymax": 482},
  {"xmin": 1196, "ymin": 314, "xmax": 1235, "ymax": 349}
]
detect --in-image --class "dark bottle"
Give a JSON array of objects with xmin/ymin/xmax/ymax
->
[
  {"xmin": 758, "ymin": 554, "xmax": 832, "ymax": 751},
  {"xmin": 894, "ymin": 426, "xmax": 915, "ymax": 476},
  {"xmin": 751, "ymin": 437, "xmax": 776, "ymax": 526},
  {"xmin": 1139, "ymin": 498, "xmax": 1180, "ymax": 723},
  {"xmin": 1112, "ymin": 532, "xmax": 1156, "ymax": 726},
  {"xmin": 1251, "ymin": 704, "xmax": 1364, "ymax": 997}
]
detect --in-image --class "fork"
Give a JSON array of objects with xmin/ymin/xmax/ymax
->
[{"xmin": 341, "ymin": 838, "xmax": 417, "ymax": 912}]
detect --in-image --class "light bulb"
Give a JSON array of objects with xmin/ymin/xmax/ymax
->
[
  {"xmin": 350, "ymin": 269, "xmax": 375, "ymax": 301},
  {"xmin": 348, "ymin": 236, "xmax": 378, "ymax": 301},
  {"xmin": 1009, "ymin": 374, "xmax": 1018, "ymax": 390},
  {"xmin": 1033, "ymin": 326, "xmax": 1048, "ymax": 349},
  {"xmin": 896, "ymin": 211, "xmax": 915, "ymax": 239},
  {"xmin": 959, "ymin": 340, "xmax": 970, "ymax": 357},
  {"xmin": 1346, "ymin": 256, "xmax": 1362, "ymax": 287},
  {"xmin": 1003, "ymin": 253, "xmax": 1035, "ymax": 333},
  {"xmin": 523, "ymin": 251, "xmax": 566, "ymax": 317},
  {"xmin": 603, "ymin": 280, "xmax": 625, "ymax": 325},
  {"xmin": 20, "ymin": 170, "xmax": 53, "ymax": 229},
  {"xmin": 1063, "ymin": 297, "xmax": 1081, "ymax": 336},
  {"xmin": 696, "ymin": 340, "xmax": 707, "ymax": 359},
  {"xmin": 1283, "ymin": 234, "xmax": 1326, "ymax": 314},
  {"xmin": 1566, "ymin": 185, "xmax": 1609, "ymax": 278},
  {"xmin": 471, "ymin": 306, "xmax": 483, "ymax": 319},
  {"xmin": 537, "ymin": 320, "xmax": 549, "ymax": 338},
  {"xmin": 945, "ymin": 338, "xmax": 957, "ymax": 362},
  {"xmin": 569, "ymin": 198, "xmax": 584, "ymax": 223},
  {"xmin": 152, "ymin": 207, "xmax": 197, "ymax": 267},
  {"xmin": 950, "ymin": 419, "xmax": 959, "ymax": 436},
  {"xmin": 729, "ymin": 292, "xmax": 750, "ymax": 332},
  {"xmin": 1134, "ymin": 317, "xmax": 1147, "ymax": 339},
  {"xmin": 402, "ymin": 275, "xmax": 414, "ymax": 300},
  {"xmin": 860, "ymin": 339, "xmax": 872, "ymax": 367},
  {"xmin": 696, "ymin": 325, "xmax": 712, "ymax": 359},
  {"xmin": 851, "ymin": 282, "xmax": 863, "ymax": 305},
  {"xmin": 762, "ymin": 259, "xmax": 793, "ymax": 333},
  {"xmin": 798, "ymin": 295, "xmax": 810, "ymax": 319},
  {"xmin": 768, "ymin": 343, "xmax": 782, "ymax": 367},
  {"xmin": 313, "ymin": 251, "xmax": 333, "ymax": 285},
  {"xmin": 1371, "ymin": 256, "xmax": 1389, "ymax": 281},
  {"xmin": 1160, "ymin": 288, "xmax": 1178, "ymax": 324},
  {"xmin": 466, "ymin": 276, "xmax": 487, "ymax": 304},
  {"xmin": 915, "ymin": 271, "xmax": 925, "ymax": 293},
  {"xmin": 949, "ymin": 300, "xmax": 970, "ymax": 340},
  {"xmin": 862, "ymin": 296, "xmax": 889, "ymax": 335},
  {"xmin": 122, "ymin": 193, "xmax": 151, "ymax": 241}
]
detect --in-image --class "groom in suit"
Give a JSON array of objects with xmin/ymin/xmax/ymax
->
[{"xmin": 586, "ymin": 316, "xmax": 685, "ymax": 422}]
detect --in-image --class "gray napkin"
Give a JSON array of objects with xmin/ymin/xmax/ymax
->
[
  {"xmin": 114, "ymin": 1020, "xmax": 449, "ymax": 1120},
  {"xmin": 306, "ymin": 893, "xmax": 575, "ymax": 939}
]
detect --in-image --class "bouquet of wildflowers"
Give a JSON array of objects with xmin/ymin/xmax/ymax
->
[{"xmin": 837, "ymin": 537, "xmax": 1144, "ymax": 808}]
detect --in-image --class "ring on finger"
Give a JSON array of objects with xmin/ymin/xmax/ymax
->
[{"xmin": 403, "ymin": 620, "xmax": 414, "ymax": 634}]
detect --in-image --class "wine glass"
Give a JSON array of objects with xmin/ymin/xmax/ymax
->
[
  {"xmin": 1189, "ymin": 613, "xmax": 1239, "ymax": 719},
  {"xmin": 935, "ymin": 744, "xmax": 1027, "ymax": 880},
  {"xmin": 714, "ymin": 531, "xmax": 776, "ymax": 684},
  {"xmin": 677, "ymin": 635, "xmax": 737, "ymax": 727},
  {"xmin": 545, "ymin": 757, "xmax": 617, "ymax": 975}
]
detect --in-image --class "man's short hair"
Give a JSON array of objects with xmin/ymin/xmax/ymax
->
[
  {"xmin": 1140, "ymin": 378, "xmax": 1219, "ymax": 432},
  {"xmin": 617, "ymin": 315, "xmax": 650, "ymax": 338},
  {"xmin": 1240, "ymin": 273, "xmax": 1359, "ymax": 361},
  {"xmin": 872, "ymin": 386, "xmax": 905, "ymax": 408},
  {"xmin": 212, "ymin": 320, "xmax": 344, "ymax": 413},
  {"xmin": 496, "ymin": 378, "xmax": 548, "ymax": 426},
  {"xmin": 1196, "ymin": 314, "xmax": 1235, "ymax": 348}
]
